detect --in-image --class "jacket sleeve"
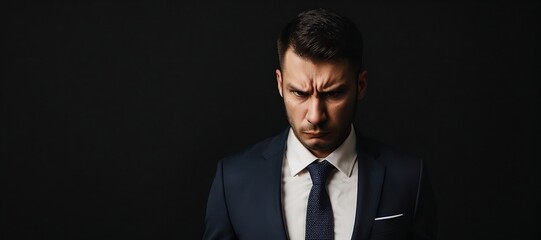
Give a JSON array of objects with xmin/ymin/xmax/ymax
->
[
  {"xmin": 203, "ymin": 160, "xmax": 237, "ymax": 240},
  {"xmin": 408, "ymin": 161, "xmax": 438, "ymax": 240}
]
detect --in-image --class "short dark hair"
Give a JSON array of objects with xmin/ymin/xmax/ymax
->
[{"xmin": 277, "ymin": 9, "xmax": 363, "ymax": 72}]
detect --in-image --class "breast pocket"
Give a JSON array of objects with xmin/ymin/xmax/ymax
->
[{"xmin": 370, "ymin": 214, "xmax": 406, "ymax": 239}]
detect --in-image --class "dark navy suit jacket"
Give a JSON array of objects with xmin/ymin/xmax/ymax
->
[{"xmin": 204, "ymin": 129, "xmax": 437, "ymax": 240}]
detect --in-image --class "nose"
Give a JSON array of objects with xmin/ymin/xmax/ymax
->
[{"xmin": 306, "ymin": 96, "xmax": 327, "ymax": 126}]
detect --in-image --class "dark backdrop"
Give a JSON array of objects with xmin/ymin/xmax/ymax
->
[{"xmin": 2, "ymin": 1, "xmax": 540, "ymax": 239}]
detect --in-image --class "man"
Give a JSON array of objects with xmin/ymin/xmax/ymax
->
[{"xmin": 204, "ymin": 9, "xmax": 437, "ymax": 240}]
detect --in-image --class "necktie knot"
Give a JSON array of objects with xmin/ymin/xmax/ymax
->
[{"xmin": 307, "ymin": 160, "xmax": 334, "ymax": 185}]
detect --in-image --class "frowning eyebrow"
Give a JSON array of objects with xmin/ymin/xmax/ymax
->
[
  {"xmin": 285, "ymin": 83, "xmax": 308, "ymax": 92},
  {"xmin": 320, "ymin": 84, "xmax": 348, "ymax": 94},
  {"xmin": 285, "ymin": 83, "xmax": 349, "ymax": 93}
]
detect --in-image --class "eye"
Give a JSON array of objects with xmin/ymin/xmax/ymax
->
[
  {"xmin": 325, "ymin": 91, "xmax": 342, "ymax": 98},
  {"xmin": 291, "ymin": 90, "xmax": 308, "ymax": 97}
]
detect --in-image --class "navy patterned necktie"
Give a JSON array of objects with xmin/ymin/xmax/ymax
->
[{"xmin": 306, "ymin": 160, "xmax": 335, "ymax": 240}]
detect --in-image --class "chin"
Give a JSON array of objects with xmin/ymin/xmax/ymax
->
[{"xmin": 303, "ymin": 140, "xmax": 334, "ymax": 153}]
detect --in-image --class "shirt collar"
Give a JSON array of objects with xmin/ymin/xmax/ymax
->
[{"xmin": 285, "ymin": 126, "xmax": 357, "ymax": 177}]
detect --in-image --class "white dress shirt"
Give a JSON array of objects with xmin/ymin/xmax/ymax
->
[{"xmin": 281, "ymin": 127, "xmax": 358, "ymax": 240}]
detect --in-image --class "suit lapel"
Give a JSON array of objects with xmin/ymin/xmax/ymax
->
[
  {"xmin": 259, "ymin": 129, "xmax": 289, "ymax": 240},
  {"xmin": 351, "ymin": 135, "xmax": 385, "ymax": 240}
]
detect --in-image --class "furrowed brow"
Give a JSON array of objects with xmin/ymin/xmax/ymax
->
[
  {"xmin": 286, "ymin": 83, "xmax": 307, "ymax": 92},
  {"xmin": 320, "ymin": 83, "xmax": 348, "ymax": 93}
]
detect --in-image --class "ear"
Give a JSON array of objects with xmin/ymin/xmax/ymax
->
[
  {"xmin": 356, "ymin": 70, "xmax": 367, "ymax": 101},
  {"xmin": 276, "ymin": 69, "xmax": 284, "ymax": 97}
]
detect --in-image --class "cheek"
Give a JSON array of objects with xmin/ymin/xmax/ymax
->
[
  {"xmin": 284, "ymin": 99, "xmax": 307, "ymax": 120},
  {"xmin": 287, "ymin": 104, "xmax": 303, "ymax": 118},
  {"xmin": 328, "ymin": 100, "xmax": 355, "ymax": 120}
]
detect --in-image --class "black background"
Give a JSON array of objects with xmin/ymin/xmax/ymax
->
[{"xmin": 2, "ymin": 1, "xmax": 540, "ymax": 239}]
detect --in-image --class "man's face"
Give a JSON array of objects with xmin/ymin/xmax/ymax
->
[{"xmin": 276, "ymin": 49, "xmax": 367, "ymax": 158}]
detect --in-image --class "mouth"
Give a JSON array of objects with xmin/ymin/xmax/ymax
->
[{"xmin": 303, "ymin": 131, "xmax": 329, "ymax": 138}]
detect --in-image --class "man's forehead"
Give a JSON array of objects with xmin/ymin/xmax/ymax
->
[
  {"xmin": 283, "ymin": 72, "xmax": 351, "ymax": 92},
  {"xmin": 283, "ymin": 55, "xmax": 352, "ymax": 85}
]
